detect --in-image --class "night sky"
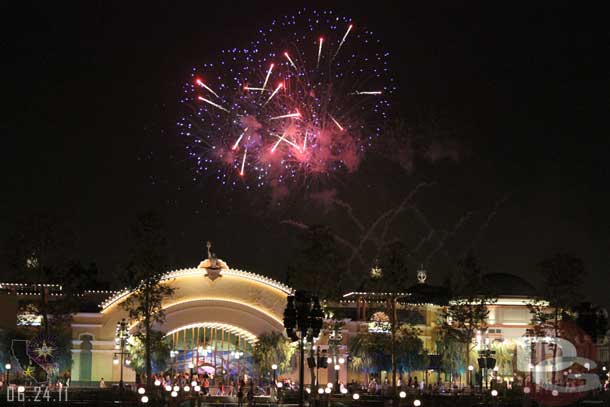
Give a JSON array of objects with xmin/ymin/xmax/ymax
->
[{"xmin": 1, "ymin": 2, "xmax": 607, "ymax": 307}]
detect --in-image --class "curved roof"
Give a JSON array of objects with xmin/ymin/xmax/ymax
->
[
  {"xmin": 481, "ymin": 272, "xmax": 537, "ymax": 297},
  {"xmin": 100, "ymin": 267, "xmax": 293, "ymax": 310}
]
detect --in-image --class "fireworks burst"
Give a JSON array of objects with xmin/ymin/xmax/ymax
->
[{"xmin": 179, "ymin": 9, "xmax": 395, "ymax": 190}]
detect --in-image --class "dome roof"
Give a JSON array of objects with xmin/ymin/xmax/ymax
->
[{"xmin": 481, "ymin": 273, "xmax": 537, "ymax": 297}]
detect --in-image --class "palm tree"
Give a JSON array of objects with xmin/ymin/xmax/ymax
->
[{"xmin": 252, "ymin": 332, "xmax": 295, "ymax": 382}]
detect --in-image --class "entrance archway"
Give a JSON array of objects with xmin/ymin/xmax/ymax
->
[
  {"xmin": 76, "ymin": 261, "xmax": 293, "ymax": 383},
  {"xmin": 165, "ymin": 322, "xmax": 256, "ymax": 377}
]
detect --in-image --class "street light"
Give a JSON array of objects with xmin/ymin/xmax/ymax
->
[
  {"xmin": 413, "ymin": 400, "xmax": 422, "ymax": 406},
  {"xmin": 272, "ymin": 363, "xmax": 278, "ymax": 386},
  {"xmin": 141, "ymin": 395, "xmax": 149, "ymax": 403},
  {"xmin": 491, "ymin": 389, "xmax": 498, "ymax": 397},
  {"xmin": 188, "ymin": 361, "xmax": 195, "ymax": 379},
  {"xmin": 352, "ymin": 393, "xmax": 360, "ymax": 400},
  {"xmin": 283, "ymin": 290, "xmax": 324, "ymax": 407},
  {"xmin": 114, "ymin": 318, "xmax": 130, "ymax": 390},
  {"xmin": 138, "ymin": 387, "xmax": 146, "ymax": 395},
  {"xmin": 5, "ymin": 363, "xmax": 11, "ymax": 386},
  {"xmin": 399, "ymin": 391, "xmax": 406, "ymax": 398}
]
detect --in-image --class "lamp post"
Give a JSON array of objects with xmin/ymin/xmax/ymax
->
[
  {"xmin": 188, "ymin": 361, "xmax": 195, "ymax": 381},
  {"xmin": 272, "ymin": 363, "xmax": 278, "ymax": 384},
  {"xmin": 283, "ymin": 290, "xmax": 324, "ymax": 407},
  {"xmin": 4, "ymin": 363, "xmax": 11, "ymax": 386},
  {"xmin": 114, "ymin": 318, "xmax": 129, "ymax": 389}
]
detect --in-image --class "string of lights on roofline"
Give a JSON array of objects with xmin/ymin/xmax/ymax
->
[
  {"xmin": 0, "ymin": 282, "xmax": 120, "ymax": 297},
  {"xmin": 99, "ymin": 267, "xmax": 294, "ymax": 310}
]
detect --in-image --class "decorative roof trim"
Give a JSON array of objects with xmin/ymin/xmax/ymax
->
[
  {"xmin": 342, "ymin": 291, "xmax": 412, "ymax": 298},
  {"xmin": 164, "ymin": 322, "xmax": 258, "ymax": 344},
  {"xmin": 100, "ymin": 267, "xmax": 293, "ymax": 310}
]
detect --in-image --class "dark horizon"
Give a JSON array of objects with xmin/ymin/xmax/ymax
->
[{"xmin": 1, "ymin": 2, "xmax": 607, "ymax": 308}]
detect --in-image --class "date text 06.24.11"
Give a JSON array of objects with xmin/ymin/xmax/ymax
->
[{"xmin": 6, "ymin": 387, "xmax": 68, "ymax": 402}]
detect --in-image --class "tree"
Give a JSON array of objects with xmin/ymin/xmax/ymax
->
[
  {"xmin": 395, "ymin": 325, "xmax": 427, "ymax": 378},
  {"xmin": 434, "ymin": 324, "xmax": 466, "ymax": 383},
  {"xmin": 527, "ymin": 252, "xmax": 585, "ymax": 385},
  {"xmin": 120, "ymin": 212, "xmax": 175, "ymax": 389},
  {"xmin": 348, "ymin": 323, "xmax": 427, "ymax": 382},
  {"xmin": 4, "ymin": 211, "xmax": 74, "ymax": 337},
  {"xmin": 286, "ymin": 225, "xmax": 344, "ymax": 298},
  {"xmin": 4, "ymin": 213, "xmax": 94, "ymax": 382},
  {"xmin": 440, "ymin": 253, "xmax": 496, "ymax": 386},
  {"xmin": 574, "ymin": 302, "xmax": 608, "ymax": 343},
  {"xmin": 252, "ymin": 332, "xmax": 295, "ymax": 381},
  {"xmin": 126, "ymin": 330, "xmax": 171, "ymax": 376}
]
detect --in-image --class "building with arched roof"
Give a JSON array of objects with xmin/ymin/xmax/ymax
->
[
  {"xmin": 3, "ymin": 259, "xmax": 576, "ymax": 389},
  {"xmin": 67, "ymin": 255, "xmax": 292, "ymax": 384}
]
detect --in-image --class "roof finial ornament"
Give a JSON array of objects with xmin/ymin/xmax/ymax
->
[
  {"xmin": 198, "ymin": 240, "xmax": 228, "ymax": 280},
  {"xmin": 206, "ymin": 241, "xmax": 212, "ymax": 259},
  {"xmin": 417, "ymin": 264, "xmax": 427, "ymax": 284}
]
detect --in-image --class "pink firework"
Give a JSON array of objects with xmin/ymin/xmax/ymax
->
[{"xmin": 178, "ymin": 9, "xmax": 395, "ymax": 190}]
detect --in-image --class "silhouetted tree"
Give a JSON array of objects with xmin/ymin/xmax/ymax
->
[
  {"xmin": 528, "ymin": 252, "xmax": 585, "ymax": 384},
  {"xmin": 120, "ymin": 211, "xmax": 175, "ymax": 389},
  {"xmin": 286, "ymin": 225, "xmax": 344, "ymax": 298},
  {"xmin": 440, "ymin": 253, "xmax": 496, "ymax": 386}
]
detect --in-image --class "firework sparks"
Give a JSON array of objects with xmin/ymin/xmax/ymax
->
[
  {"xmin": 261, "ymin": 63, "xmax": 274, "ymax": 93},
  {"xmin": 284, "ymin": 52, "xmax": 297, "ymax": 69},
  {"xmin": 351, "ymin": 90, "xmax": 383, "ymax": 95},
  {"xmin": 240, "ymin": 148, "xmax": 247, "ymax": 176},
  {"xmin": 272, "ymin": 133, "xmax": 300, "ymax": 150},
  {"xmin": 180, "ymin": 9, "xmax": 395, "ymax": 189},
  {"xmin": 329, "ymin": 115, "xmax": 344, "ymax": 131},
  {"xmin": 270, "ymin": 111, "xmax": 301, "ymax": 120},
  {"xmin": 263, "ymin": 83, "xmax": 283, "ymax": 106},
  {"xmin": 197, "ymin": 96, "xmax": 230, "ymax": 113},
  {"xmin": 317, "ymin": 37, "xmax": 324, "ymax": 68},
  {"xmin": 195, "ymin": 79, "xmax": 220, "ymax": 98},
  {"xmin": 334, "ymin": 24, "xmax": 353, "ymax": 58},
  {"xmin": 231, "ymin": 128, "xmax": 248, "ymax": 150},
  {"xmin": 244, "ymin": 86, "xmax": 267, "ymax": 92}
]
